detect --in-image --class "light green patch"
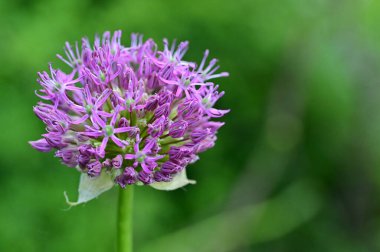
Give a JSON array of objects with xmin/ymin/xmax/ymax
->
[
  {"xmin": 150, "ymin": 169, "xmax": 196, "ymax": 191},
  {"xmin": 64, "ymin": 171, "xmax": 115, "ymax": 207}
]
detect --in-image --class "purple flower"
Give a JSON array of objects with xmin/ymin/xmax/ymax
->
[
  {"xmin": 148, "ymin": 116, "xmax": 168, "ymax": 137},
  {"xmin": 80, "ymin": 106, "xmax": 138, "ymax": 158},
  {"xmin": 154, "ymin": 103, "xmax": 171, "ymax": 118},
  {"xmin": 116, "ymin": 167, "xmax": 137, "ymax": 188},
  {"xmin": 177, "ymin": 99, "xmax": 201, "ymax": 119},
  {"xmin": 137, "ymin": 171, "xmax": 153, "ymax": 185},
  {"xmin": 196, "ymin": 50, "xmax": 229, "ymax": 81},
  {"xmin": 168, "ymin": 146, "xmax": 193, "ymax": 159},
  {"xmin": 161, "ymin": 160, "xmax": 184, "ymax": 174},
  {"xmin": 35, "ymin": 64, "xmax": 81, "ymax": 108},
  {"xmin": 144, "ymin": 95, "xmax": 159, "ymax": 111},
  {"xmin": 33, "ymin": 103, "xmax": 70, "ymax": 133},
  {"xmin": 87, "ymin": 160, "xmax": 102, "ymax": 177},
  {"xmin": 55, "ymin": 149, "xmax": 78, "ymax": 167},
  {"xmin": 78, "ymin": 154, "xmax": 91, "ymax": 168},
  {"xmin": 102, "ymin": 158, "xmax": 112, "ymax": 168},
  {"xmin": 191, "ymin": 128, "xmax": 211, "ymax": 143},
  {"xmin": 169, "ymin": 120, "xmax": 188, "ymax": 138},
  {"xmin": 70, "ymin": 86, "xmax": 113, "ymax": 126},
  {"xmin": 125, "ymin": 135, "xmax": 164, "ymax": 176},
  {"xmin": 153, "ymin": 171, "xmax": 172, "ymax": 182},
  {"xmin": 29, "ymin": 138, "xmax": 52, "ymax": 152},
  {"xmin": 112, "ymin": 154, "xmax": 123, "ymax": 169},
  {"xmin": 43, "ymin": 132, "xmax": 66, "ymax": 148},
  {"xmin": 195, "ymin": 85, "xmax": 230, "ymax": 118},
  {"xmin": 30, "ymin": 30, "xmax": 228, "ymax": 187}
]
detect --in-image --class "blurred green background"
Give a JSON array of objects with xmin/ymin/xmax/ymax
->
[{"xmin": 1, "ymin": 0, "xmax": 380, "ymax": 251}]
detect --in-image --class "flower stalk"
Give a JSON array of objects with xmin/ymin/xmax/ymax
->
[{"xmin": 117, "ymin": 186, "xmax": 134, "ymax": 252}]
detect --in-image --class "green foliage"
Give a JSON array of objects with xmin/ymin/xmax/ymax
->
[{"xmin": 0, "ymin": 0, "xmax": 379, "ymax": 251}]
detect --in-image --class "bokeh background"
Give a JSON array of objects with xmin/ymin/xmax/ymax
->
[{"xmin": 1, "ymin": 0, "xmax": 380, "ymax": 251}]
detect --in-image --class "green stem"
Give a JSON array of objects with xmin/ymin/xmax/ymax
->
[{"xmin": 117, "ymin": 186, "xmax": 134, "ymax": 252}]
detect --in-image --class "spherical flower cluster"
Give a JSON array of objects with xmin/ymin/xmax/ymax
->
[{"xmin": 29, "ymin": 30, "xmax": 229, "ymax": 187}]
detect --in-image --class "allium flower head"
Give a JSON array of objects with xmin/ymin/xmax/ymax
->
[{"xmin": 30, "ymin": 30, "xmax": 229, "ymax": 191}]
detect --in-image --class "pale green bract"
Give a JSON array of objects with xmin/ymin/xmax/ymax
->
[
  {"xmin": 150, "ymin": 169, "xmax": 196, "ymax": 190},
  {"xmin": 64, "ymin": 169, "xmax": 195, "ymax": 206},
  {"xmin": 64, "ymin": 171, "xmax": 115, "ymax": 206}
]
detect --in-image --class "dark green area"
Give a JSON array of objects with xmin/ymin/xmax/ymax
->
[{"xmin": 1, "ymin": 0, "xmax": 379, "ymax": 251}]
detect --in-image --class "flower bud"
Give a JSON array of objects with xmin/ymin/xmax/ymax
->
[
  {"xmin": 154, "ymin": 103, "xmax": 170, "ymax": 118},
  {"xmin": 137, "ymin": 171, "xmax": 153, "ymax": 184},
  {"xmin": 112, "ymin": 155, "xmax": 123, "ymax": 169},
  {"xmin": 191, "ymin": 128, "xmax": 211, "ymax": 143},
  {"xmin": 144, "ymin": 95, "xmax": 158, "ymax": 111},
  {"xmin": 87, "ymin": 161, "xmax": 102, "ymax": 177},
  {"xmin": 148, "ymin": 116, "xmax": 168, "ymax": 137},
  {"xmin": 29, "ymin": 138, "xmax": 52, "ymax": 152},
  {"xmin": 43, "ymin": 132, "xmax": 66, "ymax": 148},
  {"xmin": 158, "ymin": 90, "xmax": 174, "ymax": 105},
  {"xmin": 161, "ymin": 160, "xmax": 184, "ymax": 174},
  {"xmin": 154, "ymin": 171, "xmax": 171, "ymax": 182},
  {"xmin": 115, "ymin": 167, "xmax": 137, "ymax": 188},
  {"xmin": 169, "ymin": 120, "xmax": 188, "ymax": 138}
]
